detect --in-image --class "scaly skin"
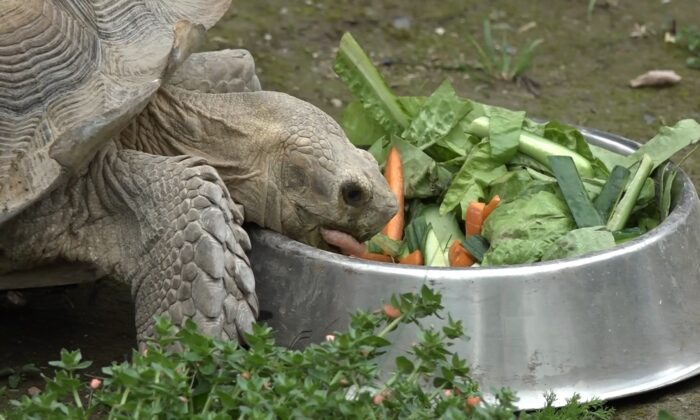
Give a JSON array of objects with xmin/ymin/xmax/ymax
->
[
  {"xmin": 0, "ymin": 144, "xmax": 257, "ymax": 343},
  {"xmin": 119, "ymin": 51, "xmax": 398, "ymax": 247},
  {"xmin": 0, "ymin": 50, "xmax": 395, "ymax": 344}
]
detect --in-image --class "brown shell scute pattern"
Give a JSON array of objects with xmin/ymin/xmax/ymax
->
[{"xmin": 0, "ymin": 0, "xmax": 230, "ymax": 224}]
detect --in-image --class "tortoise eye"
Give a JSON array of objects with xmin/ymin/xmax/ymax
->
[{"xmin": 341, "ymin": 181, "xmax": 366, "ymax": 207}]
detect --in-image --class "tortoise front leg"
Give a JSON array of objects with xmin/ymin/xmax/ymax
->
[{"xmin": 0, "ymin": 144, "xmax": 257, "ymax": 343}]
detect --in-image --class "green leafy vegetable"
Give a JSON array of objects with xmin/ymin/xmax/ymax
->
[
  {"xmin": 489, "ymin": 107, "xmax": 526, "ymax": 163},
  {"xmin": 391, "ymin": 136, "xmax": 452, "ymax": 198},
  {"xmin": 366, "ymin": 233, "xmax": 402, "ymax": 257},
  {"xmin": 624, "ymin": 119, "xmax": 700, "ymax": 170},
  {"xmin": 401, "ymin": 81, "xmax": 472, "ymax": 149},
  {"xmin": 439, "ymin": 140, "xmax": 508, "ymax": 215},
  {"xmin": 613, "ymin": 227, "xmax": 644, "ymax": 244},
  {"xmin": 481, "ymin": 191, "xmax": 575, "ymax": 265},
  {"xmin": 659, "ymin": 164, "xmax": 679, "ymax": 220},
  {"xmin": 341, "ymin": 100, "xmax": 387, "ymax": 147},
  {"xmin": 333, "ymin": 33, "xmax": 410, "ymax": 134},
  {"xmin": 488, "ymin": 170, "xmax": 555, "ymax": 202},
  {"xmin": 541, "ymin": 227, "xmax": 616, "ymax": 261},
  {"xmin": 468, "ymin": 116, "xmax": 595, "ymax": 177},
  {"xmin": 549, "ymin": 156, "xmax": 604, "ymax": 228},
  {"xmin": 593, "ymin": 165, "xmax": 630, "ymax": 222}
]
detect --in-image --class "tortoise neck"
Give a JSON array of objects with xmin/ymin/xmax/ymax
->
[{"xmin": 116, "ymin": 86, "xmax": 286, "ymax": 229}]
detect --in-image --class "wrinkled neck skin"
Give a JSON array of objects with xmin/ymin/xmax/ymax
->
[{"xmin": 118, "ymin": 87, "xmax": 286, "ymax": 231}]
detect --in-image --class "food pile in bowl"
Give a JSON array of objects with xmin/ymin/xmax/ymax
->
[{"xmin": 323, "ymin": 33, "xmax": 700, "ymax": 267}]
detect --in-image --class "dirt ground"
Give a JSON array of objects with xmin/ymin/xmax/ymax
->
[{"xmin": 2, "ymin": 1, "xmax": 700, "ymax": 418}]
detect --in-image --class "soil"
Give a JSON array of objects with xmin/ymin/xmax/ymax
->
[{"xmin": 2, "ymin": 1, "xmax": 700, "ymax": 418}]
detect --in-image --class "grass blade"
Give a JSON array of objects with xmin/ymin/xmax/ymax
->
[
  {"xmin": 512, "ymin": 39, "xmax": 543, "ymax": 78},
  {"xmin": 549, "ymin": 155, "xmax": 604, "ymax": 228}
]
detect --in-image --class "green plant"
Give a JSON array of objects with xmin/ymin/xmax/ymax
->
[
  {"xmin": 466, "ymin": 19, "xmax": 543, "ymax": 82},
  {"xmin": 1, "ymin": 286, "xmax": 614, "ymax": 419},
  {"xmin": 0, "ymin": 364, "xmax": 40, "ymax": 390},
  {"xmin": 675, "ymin": 25, "xmax": 700, "ymax": 69}
]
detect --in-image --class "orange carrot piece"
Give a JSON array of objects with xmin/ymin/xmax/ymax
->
[
  {"xmin": 399, "ymin": 250, "xmax": 423, "ymax": 265},
  {"xmin": 465, "ymin": 202, "xmax": 486, "ymax": 236},
  {"xmin": 482, "ymin": 195, "xmax": 501, "ymax": 220},
  {"xmin": 357, "ymin": 252, "xmax": 394, "ymax": 263},
  {"xmin": 448, "ymin": 240, "xmax": 475, "ymax": 267},
  {"xmin": 382, "ymin": 147, "xmax": 405, "ymax": 241}
]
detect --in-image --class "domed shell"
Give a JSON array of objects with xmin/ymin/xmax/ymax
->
[{"xmin": 0, "ymin": 0, "xmax": 231, "ymax": 224}]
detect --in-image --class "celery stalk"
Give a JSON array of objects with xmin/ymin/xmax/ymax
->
[
  {"xmin": 606, "ymin": 154, "xmax": 654, "ymax": 231},
  {"xmin": 468, "ymin": 116, "xmax": 594, "ymax": 178}
]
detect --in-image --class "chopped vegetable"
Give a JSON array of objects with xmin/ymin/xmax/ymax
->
[
  {"xmin": 466, "ymin": 202, "xmax": 486, "ymax": 235},
  {"xmin": 382, "ymin": 146, "xmax": 405, "ymax": 241},
  {"xmin": 593, "ymin": 165, "xmax": 630, "ymax": 222},
  {"xmin": 468, "ymin": 116, "xmax": 594, "ymax": 178},
  {"xmin": 607, "ymin": 154, "xmax": 654, "ymax": 231},
  {"xmin": 548, "ymin": 155, "xmax": 604, "ymax": 228},
  {"xmin": 541, "ymin": 227, "xmax": 616, "ymax": 261},
  {"xmin": 423, "ymin": 229, "xmax": 449, "ymax": 267},
  {"xmin": 333, "ymin": 33, "xmax": 410, "ymax": 134},
  {"xmin": 357, "ymin": 252, "xmax": 394, "ymax": 263},
  {"xmin": 461, "ymin": 235, "xmax": 490, "ymax": 262},
  {"xmin": 448, "ymin": 240, "xmax": 475, "ymax": 267},
  {"xmin": 332, "ymin": 33, "xmax": 700, "ymax": 267},
  {"xmin": 482, "ymin": 195, "xmax": 501, "ymax": 220},
  {"xmin": 624, "ymin": 119, "xmax": 700, "ymax": 171},
  {"xmin": 399, "ymin": 250, "xmax": 424, "ymax": 265}
]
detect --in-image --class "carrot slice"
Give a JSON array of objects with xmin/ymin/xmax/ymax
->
[
  {"xmin": 381, "ymin": 147, "xmax": 405, "ymax": 241},
  {"xmin": 482, "ymin": 195, "xmax": 501, "ymax": 220},
  {"xmin": 357, "ymin": 252, "xmax": 394, "ymax": 263},
  {"xmin": 465, "ymin": 202, "xmax": 486, "ymax": 236},
  {"xmin": 448, "ymin": 240, "xmax": 475, "ymax": 267},
  {"xmin": 399, "ymin": 250, "xmax": 423, "ymax": 265}
]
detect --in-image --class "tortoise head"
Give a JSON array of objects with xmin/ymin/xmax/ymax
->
[
  {"xmin": 173, "ymin": 89, "xmax": 398, "ymax": 248},
  {"xmin": 269, "ymin": 95, "xmax": 398, "ymax": 247}
]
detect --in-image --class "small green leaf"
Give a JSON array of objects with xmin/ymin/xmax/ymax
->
[{"xmin": 395, "ymin": 356, "xmax": 415, "ymax": 374}]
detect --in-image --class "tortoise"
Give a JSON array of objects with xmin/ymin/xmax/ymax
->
[{"xmin": 0, "ymin": 0, "xmax": 396, "ymax": 344}]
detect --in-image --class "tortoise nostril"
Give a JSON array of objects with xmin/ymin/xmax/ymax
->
[{"xmin": 341, "ymin": 181, "xmax": 366, "ymax": 207}]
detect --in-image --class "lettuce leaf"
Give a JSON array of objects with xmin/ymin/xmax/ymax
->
[
  {"xmin": 401, "ymin": 81, "xmax": 472, "ymax": 149},
  {"xmin": 340, "ymin": 100, "xmax": 387, "ymax": 147},
  {"xmin": 439, "ymin": 140, "xmax": 508, "ymax": 215},
  {"xmin": 481, "ymin": 191, "xmax": 575, "ymax": 265},
  {"xmin": 391, "ymin": 136, "xmax": 451, "ymax": 199},
  {"xmin": 489, "ymin": 107, "xmax": 525, "ymax": 163},
  {"xmin": 541, "ymin": 227, "xmax": 616, "ymax": 261},
  {"xmin": 624, "ymin": 119, "xmax": 700, "ymax": 170},
  {"xmin": 333, "ymin": 33, "xmax": 410, "ymax": 135}
]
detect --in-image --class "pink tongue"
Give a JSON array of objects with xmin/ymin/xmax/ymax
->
[{"xmin": 320, "ymin": 228, "xmax": 366, "ymax": 256}]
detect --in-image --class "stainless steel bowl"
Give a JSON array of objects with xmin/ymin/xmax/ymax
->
[{"xmin": 248, "ymin": 128, "xmax": 700, "ymax": 410}]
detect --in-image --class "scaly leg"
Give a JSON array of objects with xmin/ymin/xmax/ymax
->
[{"xmin": 0, "ymin": 144, "xmax": 257, "ymax": 342}]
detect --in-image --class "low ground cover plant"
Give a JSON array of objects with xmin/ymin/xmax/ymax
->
[{"xmin": 1, "ymin": 287, "xmax": 613, "ymax": 419}]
